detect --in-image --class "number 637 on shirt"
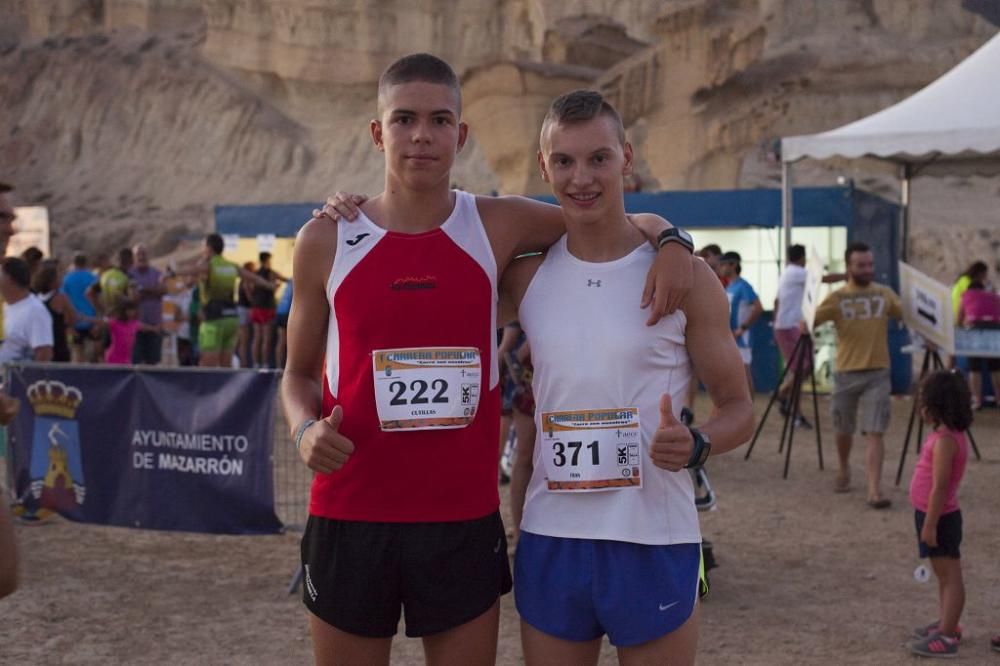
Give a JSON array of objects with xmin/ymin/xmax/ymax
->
[{"xmin": 540, "ymin": 408, "xmax": 643, "ymax": 492}]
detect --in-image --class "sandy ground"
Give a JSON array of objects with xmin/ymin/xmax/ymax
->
[{"xmin": 2, "ymin": 395, "xmax": 999, "ymax": 665}]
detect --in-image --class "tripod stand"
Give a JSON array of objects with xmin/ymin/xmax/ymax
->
[
  {"xmin": 894, "ymin": 346, "xmax": 981, "ymax": 486},
  {"xmin": 745, "ymin": 332, "xmax": 823, "ymax": 479}
]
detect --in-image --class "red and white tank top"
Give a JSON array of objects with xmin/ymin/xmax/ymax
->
[{"xmin": 312, "ymin": 190, "xmax": 500, "ymax": 522}]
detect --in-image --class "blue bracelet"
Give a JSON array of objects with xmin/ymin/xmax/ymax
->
[{"xmin": 294, "ymin": 418, "xmax": 318, "ymax": 451}]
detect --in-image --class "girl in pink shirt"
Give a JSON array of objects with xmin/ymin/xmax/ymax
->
[
  {"xmin": 907, "ymin": 370, "xmax": 973, "ymax": 659},
  {"xmin": 105, "ymin": 300, "xmax": 158, "ymax": 364}
]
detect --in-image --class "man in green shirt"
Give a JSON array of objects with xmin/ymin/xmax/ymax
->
[
  {"xmin": 194, "ymin": 234, "xmax": 274, "ymax": 367},
  {"xmin": 97, "ymin": 248, "xmax": 134, "ymax": 314}
]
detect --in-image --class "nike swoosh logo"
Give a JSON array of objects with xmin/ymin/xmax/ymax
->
[
  {"xmin": 493, "ymin": 538, "xmax": 503, "ymax": 554},
  {"xmin": 346, "ymin": 233, "xmax": 370, "ymax": 246},
  {"xmin": 658, "ymin": 601, "xmax": 679, "ymax": 611}
]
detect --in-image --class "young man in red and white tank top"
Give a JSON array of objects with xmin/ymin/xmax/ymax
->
[
  {"xmin": 500, "ymin": 90, "xmax": 754, "ymax": 665},
  {"xmin": 281, "ymin": 54, "xmax": 696, "ymax": 666}
]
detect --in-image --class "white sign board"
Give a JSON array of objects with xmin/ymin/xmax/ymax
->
[
  {"xmin": 800, "ymin": 245, "xmax": 825, "ymax": 332},
  {"xmin": 6, "ymin": 206, "xmax": 50, "ymax": 258},
  {"xmin": 256, "ymin": 233, "xmax": 276, "ymax": 253},
  {"xmin": 899, "ymin": 261, "xmax": 954, "ymax": 355},
  {"xmin": 223, "ymin": 234, "xmax": 240, "ymax": 253}
]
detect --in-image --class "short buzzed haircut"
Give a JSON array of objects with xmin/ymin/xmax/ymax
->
[
  {"xmin": 73, "ymin": 252, "xmax": 87, "ymax": 268},
  {"xmin": 118, "ymin": 247, "xmax": 133, "ymax": 266},
  {"xmin": 259, "ymin": 251, "xmax": 271, "ymax": 263},
  {"xmin": 377, "ymin": 53, "xmax": 461, "ymax": 115},
  {"xmin": 540, "ymin": 89, "xmax": 626, "ymax": 149},
  {"xmin": 787, "ymin": 244, "xmax": 806, "ymax": 263},
  {"xmin": 844, "ymin": 241, "xmax": 870, "ymax": 265},
  {"xmin": 21, "ymin": 246, "xmax": 43, "ymax": 265},
  {"xmin": 697, "ymin": 244, "xmax": 722, "ymax": 258},
  {"xmin": 1, "ymin": 257, "xmax": 31, "ymax": 289},
  {"xmin": 206, "ymin": 233, "xmax": 225, "ymax": 255}
]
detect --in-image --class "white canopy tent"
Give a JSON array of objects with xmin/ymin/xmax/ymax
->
[{"xmin": 780, "ymin": 31, "xmax": 1000, "ymax": 257}]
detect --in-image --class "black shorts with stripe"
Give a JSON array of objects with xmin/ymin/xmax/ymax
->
[{"xmin": 301, "ymin": 510, "xmax": 512, "ymax": 638}]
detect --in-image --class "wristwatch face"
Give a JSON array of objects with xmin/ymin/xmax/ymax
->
[
  {"xmin": 693, "ymin": 429, "xmax": 711, "ymax": 465},
  {"xmin": 660, "ymin": 228, "xmax": 693, "ymax": 250}
]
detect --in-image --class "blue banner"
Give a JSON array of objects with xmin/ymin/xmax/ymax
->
[{"xmin": 7, "ymin": 365, "xmax": 282, "ymax": 535}]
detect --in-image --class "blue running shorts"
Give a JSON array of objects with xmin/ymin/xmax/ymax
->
[{"xmin": 515, "ymin": 532, "xmax": 700, "ymax": 647}]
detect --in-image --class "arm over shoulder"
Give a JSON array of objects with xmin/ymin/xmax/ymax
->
[
  {"xmin": 477, "ymin": 196, "xmax": 564, "ymax": 274},
  {"xmin": 498, "ymin": 253, "xmax": 544, "ymax": 327},
  {"xmin": 682, "ymin": 261, "xmax": 754, "ymax": 454}
]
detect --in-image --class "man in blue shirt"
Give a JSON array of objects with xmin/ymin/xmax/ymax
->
[
  {"xmin": 275, "ymin": 280, "xmax": 293, "ymax": 369},
  {"xmin": 720, "ymin": 251, "xmax": 762, "ymax": 392},
  {"xmin": 61, "ymin": 252, "xmax": 100, "ymax": 362}
]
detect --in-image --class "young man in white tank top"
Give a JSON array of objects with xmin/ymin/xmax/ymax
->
[{"xmin": 500, "ymin": 90, "xmax": 755, "ymax": 666}]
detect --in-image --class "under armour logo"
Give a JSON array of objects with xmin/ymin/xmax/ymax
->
[
  {"xmin": 346, "ymin": 233, "xmax": 370, "ymax": 246},
  {"xmin": 587, "ymin": 279, "xmax": 602, "ymax": 287}
]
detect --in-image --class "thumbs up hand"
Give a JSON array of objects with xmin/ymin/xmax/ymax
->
[
  {"xmin": 297, "ymin": 405, "xmax": 356, "ymax": 474},
  {"xmin": 649, "ymin": 393, "xmax": 694, "ymax": 472}
]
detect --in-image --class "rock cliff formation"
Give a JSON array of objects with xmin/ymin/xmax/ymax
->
[{"xmin": 1, "ymin": 0, "xmax": 997, "ymax": 279}]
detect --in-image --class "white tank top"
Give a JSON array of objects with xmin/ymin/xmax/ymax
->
[{"xmin": 518, "ymin": 235, "xmax": 701, "ymax": 545}]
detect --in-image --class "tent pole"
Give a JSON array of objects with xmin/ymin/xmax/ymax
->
[
  {"xmin": 900, "ymin": 163, "xmax": 912, "ymax": 261},
  {"xmin": 782, "ymin": 161, "xmax": 793, "ymax": 269}
]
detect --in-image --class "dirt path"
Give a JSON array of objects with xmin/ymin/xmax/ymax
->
[{"xmin": 3, "ymin": 396, "xmax": 999, "ymax": 664}]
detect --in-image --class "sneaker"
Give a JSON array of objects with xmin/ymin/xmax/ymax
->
[
  {"xmin": 13, "ymin": 506, "xmax": 55, "ymax": 525},
  {"xmin": 912, "ymin": 622, "xmax": 962, "ymax": 641},
  {"xmin": 793, "ymin": 415, "xmax": 812, "ymax": 430},
  {"xmin": 16, "ymin": 512, "xmax": 53, "ymax": 526},
  {"xmin": 909, "ymin": 632, "xmax": 959, "ymax": 658},
  {"xmin": 691, "ymin": 467, "xmax": 716, "ymax": 511}
]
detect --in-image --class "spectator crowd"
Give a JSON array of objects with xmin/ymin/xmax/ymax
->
[{"xmin": 0, "ymin": 188, "xmax": 292, "ymax": 371}]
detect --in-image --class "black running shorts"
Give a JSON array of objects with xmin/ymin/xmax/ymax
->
[{"xmin": 301, "ymin": 511, "xmax": 512, "ymax": 638}]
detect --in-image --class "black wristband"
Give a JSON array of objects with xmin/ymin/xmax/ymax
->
[
  {"xmin": 685, "ymin": 427, "xmax": 712, "ymax": 468},
  {"xmin": 656, "ymin": 228, "xmax": 694, "ymax": 254}
]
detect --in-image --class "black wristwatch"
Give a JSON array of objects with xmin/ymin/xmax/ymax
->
[
  {"xmin": 656, "ymin": 227, "xmax": 694, "ymax": 254},
  {"xmin": 684, "ymin": 427, "xmax": 712, "ymax": 469}
]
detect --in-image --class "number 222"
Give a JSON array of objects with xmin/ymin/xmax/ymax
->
[{"xmin": 388, "ymin": 379, "xmax": 449, "ymax": 405}]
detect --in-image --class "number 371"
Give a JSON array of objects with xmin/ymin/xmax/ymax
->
[{"xmin": 552, "ymin": 440, "xmax": 600, "ymax": 467}]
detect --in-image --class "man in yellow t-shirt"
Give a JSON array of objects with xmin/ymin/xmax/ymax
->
[{"xmin": 809, "ymin": 241, "xmax": 902, "ymax": 509}]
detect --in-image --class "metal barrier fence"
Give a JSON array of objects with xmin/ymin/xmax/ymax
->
[
  {"xmin": 1, "ymin": 363, "xmax": 311, "ymax": 533},
  {"xmin": 271, "ymin": 388, "xmax": 311, "ymax": 531}
]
